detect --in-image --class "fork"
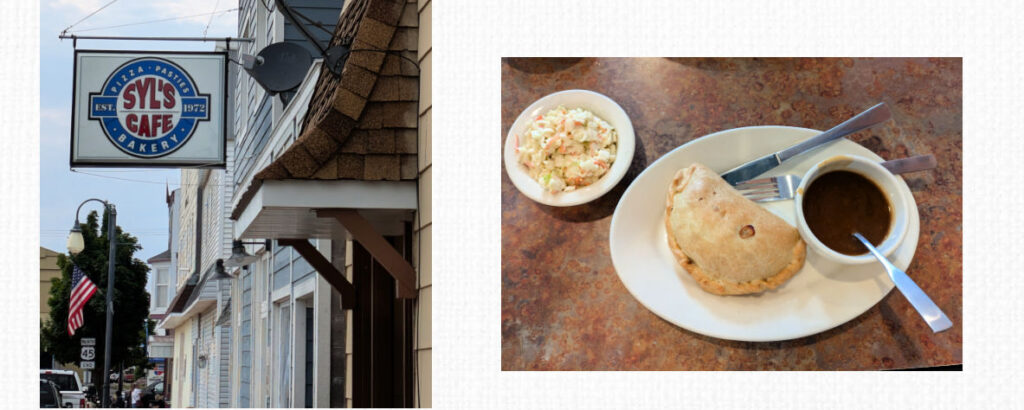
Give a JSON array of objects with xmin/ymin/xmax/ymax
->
[{"xmin": 735, "ymin": 154, "xmax": 937, "ymax": 202}]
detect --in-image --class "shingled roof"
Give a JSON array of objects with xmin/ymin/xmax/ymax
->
[
  {"xmin": 147, "ymin": 249, "xmax": 171, "ymax": 263},
  {"xmin": 231, "ymin": 0, "xmax": 419, "ymax": 221}
]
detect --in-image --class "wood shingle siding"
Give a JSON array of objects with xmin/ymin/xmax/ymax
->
[{"xmin": 230, "ymin": 0, "xmax": 418, "ymax": 222}]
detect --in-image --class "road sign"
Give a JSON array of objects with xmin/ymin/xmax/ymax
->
[
  {"xmin": 81, "ymin": 361, "xmax": 95, "ymax": 370},
  {"xmin": 81, "ymin": 346, "xmax": 96, "ymax": 361},
  {"xmin": 81, "ymin": 337, "xmax": 96, "ymax": 346}
]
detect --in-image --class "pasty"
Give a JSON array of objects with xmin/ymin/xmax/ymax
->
[{"xmin": 665, "ymin": 163, "xmax": 806, "ymax": 295}]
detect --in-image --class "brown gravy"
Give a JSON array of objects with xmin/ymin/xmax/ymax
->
[{"xmin": 802, "ymin": 170, "xmax": 891, "ymax": 255}]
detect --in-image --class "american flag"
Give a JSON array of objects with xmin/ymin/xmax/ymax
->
[{"xmin": 68, "ymin": 264, "xmax": 98, "ymax": 336}]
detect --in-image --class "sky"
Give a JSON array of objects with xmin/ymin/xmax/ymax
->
[{"xmin": 40, "ymin": 1, "xmax": 238, "ymax": 262}]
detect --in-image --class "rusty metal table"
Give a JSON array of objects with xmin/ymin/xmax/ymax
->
[{"xmin": 501, "ymin": 58, "xmax": 962, "ymax": 370}]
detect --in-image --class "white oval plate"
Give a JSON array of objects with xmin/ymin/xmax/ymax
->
[
  {"xmin": 609, "ymin": 126, "xmax": 920, "ymax": 342},
  {"xmin": 503, "ymin": 90, "xmax": 636, "ymax": 207}
]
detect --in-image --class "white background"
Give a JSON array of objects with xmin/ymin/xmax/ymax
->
[{"xmin": 7, "ymin": 0, "xmax": 1023, "ymax": 408}]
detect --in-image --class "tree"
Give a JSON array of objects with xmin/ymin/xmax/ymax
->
[{"xmin": 41, "ymin": 209, "xmax": 152, "ymax": 381}]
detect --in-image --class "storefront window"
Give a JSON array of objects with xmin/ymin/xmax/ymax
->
[{"xmin": 274, "ymin": 302, "xmax": 291, "ymax": 408}]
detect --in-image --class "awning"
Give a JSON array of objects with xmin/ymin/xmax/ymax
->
[
  {"xmin": 147, "ymin": 335, "xmax": 174, "ymax": 358},
  {"xmin": 228, "ymin": 0, "xmax": 420, "ymax": 225},
  {"xmin": 180, "ymin": 261, "xmax": 226, "ymax": 318},
  {"xmin": 166, "ymin": 270, "xmax": 199, "ymax": 313},
  {"xmin": 229, "ymin": 0, "xmax": 419, "ymax": 307},
  {"xmin": 157, "ymin": 270, "xmax": 199, "ymax": 330},
  {"xmin": 157, "ymin": 312, "xmax": 185, "ymax": 331},
  {"xmin": 234, "ymin": 179, "xmax": 416, "ymax": 239}
]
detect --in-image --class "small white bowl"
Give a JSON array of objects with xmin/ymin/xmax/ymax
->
[
  {"xmin": 503, "ymin": 90, "xmax": 636, "ymax": 207},
  {"xmin": 793, "ymin": 154, "xmax": 911, "ymax": 265}
]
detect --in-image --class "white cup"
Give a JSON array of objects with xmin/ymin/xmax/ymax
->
[{"xmin": 793, "ymin": 154, "xmax": 911, "ymax": 265}]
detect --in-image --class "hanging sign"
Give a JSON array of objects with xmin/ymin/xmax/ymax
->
[{"xmin": 71, "ymin": 50, "xmax": 227, "ymax": 167}]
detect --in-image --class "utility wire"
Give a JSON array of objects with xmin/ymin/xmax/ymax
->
[
  {"xmin": 60, "ymin": 0, "xmax": 118, "ymax": 36},
  {"xmin": 67, "ymin": 173, "xmax": 237, "ymax": 190},
  {"xmin": 69, "ymin": 169, "xmax": 231, "ymax": 188},
  {"xmin": 67, "ymin": 8, "xmax": 239, "ymax": 34},
  {"xmin": 275, "ymin": 0, "xmax": 326, "ymax": 55},
  {"xmin": 287, "ymin": 6, "xmax": 335, "ymax": 37},
  {"xmin": 203, "ymin": 0, "xmax": 222, "ymax": 37},
  {"xmin": 67, "ymin": 169, "xmax": 174, "ymax": 173},
  {"xmin": 42, "ymin": 231, "xmax": 169, "ymax": 234},
  {"xmin": 258, "ymin": 0, "xmax": 332, "ymax": 38}
]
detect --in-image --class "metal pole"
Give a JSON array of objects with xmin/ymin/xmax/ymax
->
[
  {"xmin": 58, "ymin": 34, "xmax": 255, "ymax": 42},
  {"xmin": 118, "ymin": 362, "xmax": 124, "ymax": 407},
  {"xmin": 101, "ymin": 204, "xmax": 116, "ymax": 408}
]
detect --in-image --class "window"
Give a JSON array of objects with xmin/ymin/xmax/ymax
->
[
  {"xmin": 274, "ymin": 302, "xmax": 291, "ymax": 408},
  {"xmin": 39, "ymin": 373, "xmax": 78, "ymax": 391},
  {"xmin": 273, "ymin": 241, "xmax": 290, "ymax": 290},
  {"xmin": 156, "ymin": 268, "xmax": 169, "ymax": 308}
]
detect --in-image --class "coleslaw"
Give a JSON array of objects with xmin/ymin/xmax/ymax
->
[{"xmin": 514, "ymin": 106, "xmax": 618, "ymax": 193}]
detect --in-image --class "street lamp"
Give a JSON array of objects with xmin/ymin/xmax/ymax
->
[
  {"xmin": 66, "ymin": 222, "xmax": 85, "ymax": 254},
  {"xmin": 223, "ymin": 239, "xmax": 270, "ymax": 267},
  {"xmin": 67, "ymin": 198, "xmax": 117, "ymax": 409}
]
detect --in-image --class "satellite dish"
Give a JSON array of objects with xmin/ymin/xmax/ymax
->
[{"xmin": 244, "ymin": 42, "xmax": 313, "ymax": 94}]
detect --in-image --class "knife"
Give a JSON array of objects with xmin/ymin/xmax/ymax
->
[
  {"xmin": 880, "ymin": 154, "xmax": 936, "ymax": 175},
  {"xmin": 720, "ymin": 102, "xmax": 892, "ymax": 185}
]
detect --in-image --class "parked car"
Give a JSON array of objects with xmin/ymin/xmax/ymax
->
[
  {"xmin": 41, "ymin": 379, "xmax": 65, "ymax": 408},
  {"xmin": 40, "ymin": 369, "xmax": 85, "ymax": 408},
  {"xmin": 140, "ymin": 381, "xmax": 165, "ymax": 408}
]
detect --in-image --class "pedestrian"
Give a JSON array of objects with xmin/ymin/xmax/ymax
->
[{"xmin": 130, "ymin": 382, "xmax": 142, "ymax": 408}]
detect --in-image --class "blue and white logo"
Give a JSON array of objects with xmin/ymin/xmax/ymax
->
[{"xmin": 88, "ymin": 57, "xmax": 210, "ymax": 158}]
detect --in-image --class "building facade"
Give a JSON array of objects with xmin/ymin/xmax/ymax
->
[
  {"xmin": 159, "ymin": 0, "xmax": 430, "ymax": 407},
  {"xmin": 158, "ymin": 164, "xmax": 237, "ymax": 408},
  {"xmin": 40, "ymin": 247, "xmax": 62, "ymax": 369},
  {"xmin": 145, "ymin": 188, "xmax": 181, "ymax": 388},
  {"xmin": 145, "ymin": 249, "xmax": 172, "ymax": 386}
]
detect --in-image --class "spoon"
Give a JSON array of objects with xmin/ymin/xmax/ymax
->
[{"xmin": 853, "ymin": 233, "xmax": 952, "ymax": 332}]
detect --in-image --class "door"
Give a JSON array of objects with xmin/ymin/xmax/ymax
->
[
  {"xmin": 304, "ymin": 307, "xmax": 314, "ymax": 408},
  {"xmin": 352, "ymin": 232, "xmax": 414, "ymax": 408}
]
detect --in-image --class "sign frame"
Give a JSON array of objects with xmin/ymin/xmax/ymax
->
[{"xmin": 70, "ymin": 49, "xmax": 228, "ymax": 168}]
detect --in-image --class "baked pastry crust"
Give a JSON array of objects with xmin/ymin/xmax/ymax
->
[{"xmin": 665, "ymin": 163, "xmax": 806, "ymax": 295}]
